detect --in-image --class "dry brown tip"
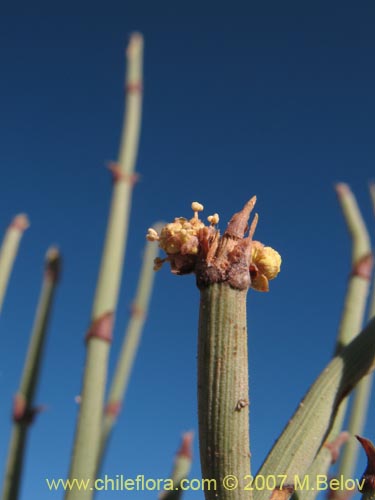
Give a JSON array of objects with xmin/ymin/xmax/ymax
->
[
  {"xmin": 249, "ymin": 213, "xmax": 259, "ymax": 240},
  {"xmin": 45, "ymin": 246, "xmax": 61, "ymax": 282},
  {"xmin": 335, "ymin": 183, "xmax": 350, "ymax": 196},
  {"xmin": 357, "ymin": 435, "xmax": 375, "ymax": 476},
  {"xmin": 127, "ymin": 32, "xmax": 144, "ymax": 57},
  {"xmin": 11, "ymin": 213, "xmax": 30, "ymax": 232},
  {"xmin": 225, "ymin": 196, "xmax": 257, "ymax": 239},
  {"xmin": 177, "ymin": 431, "xmax": 194, "ymax": 459}
]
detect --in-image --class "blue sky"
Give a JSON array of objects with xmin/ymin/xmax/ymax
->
[{"xmin": 1, "ymin": 2, "xmax": 375, "ymax": 499}]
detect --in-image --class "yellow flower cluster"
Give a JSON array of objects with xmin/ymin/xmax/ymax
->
[
  {"xmin": 250, "ymin": 242, "xmax": 282, "ymax": 291},
  {"xmin": 147, "ymin": 202, "xmax": 217, "ymax": 256},
  {"xmin": 146, "ymin": 200, "xmax": 281, "ymax": 291}
]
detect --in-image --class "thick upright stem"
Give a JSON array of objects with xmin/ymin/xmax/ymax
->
[
  {"xmin": 148, "ymin": 199, "xmax": 280, "ymax": 500},
  {"xmin": 198, "ymin": 283, "xmax": 250, "ymax": 500}
]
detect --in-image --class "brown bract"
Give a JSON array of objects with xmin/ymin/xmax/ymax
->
[{"xmin": 357, "ymin": 436, "xmax": 375, "ymax": 493}]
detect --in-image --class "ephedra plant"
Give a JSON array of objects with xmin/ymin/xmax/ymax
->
[{"xmin": 2, "ymin": 29, "xmax": 375, "ymax": 500}]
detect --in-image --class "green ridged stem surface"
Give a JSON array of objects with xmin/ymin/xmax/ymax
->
[{"xmin": 198, "ymin": 283, "xmax": 251, "ymax": 500}]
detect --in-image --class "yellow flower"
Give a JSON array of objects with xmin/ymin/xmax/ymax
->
[{"xmin": 250, "ymin": 242, "xmax": 282, "ymax": 292}]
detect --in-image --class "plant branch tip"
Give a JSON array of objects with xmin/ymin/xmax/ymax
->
[
  {"xmin": 335, "ymin": 183, "xmax": 350, "ymax": 195},
  {"xmin": 45, "ymin": 247, "xmax": 61, "ymax": 281},
  {"xmin": 356, "ymin": 436, "xmax": 375, "ymax": 474},
  {"xmin": 324, "ymin": 431, "xmax": 350, "ymax": 464},
  {"xmin": 127, "ymin": 32, "xmax": 144, "ymax": 57},
  {"xmin": 178, "ymin": 431, "xmax": 194, "ymax": 459},
  {"xmin": 225, "ymin": 196, "xmax": 257, "ymax": 238},
  {"xmin": 10, "ymin": 213, "xmax": 30, "ymax": 231}
]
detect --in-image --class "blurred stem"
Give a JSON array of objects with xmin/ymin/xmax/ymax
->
[
  {"xmin": 1, "ymin": 248, "xmax": 61, "ymax": 500},
  {"xmin": 66, "ymin": 33, "xmax": 143, "ymax": 500},
  {"xmin": 160, "ymin": 432, "xmax": 194, "ymax": 500},
  {"xmin": 334, "ymin": 183, "xmax": 371, "ymax": 353},
  {"xmin": 98, "ymin": 227, "xmax": 161, "ymax": 469},
  {"xmin": 0, "ymin": 214, "xmax": 29, "ymax": 315},
  {"xmin": 295, "ymin": 183, "xmax": 372, "ymax": 500},
  {"xmin": 254, "ymin": 315, "xmax": 375, "ymax": 500},
  {"xmin": 335, "ymin": 183, "xmax": 375, "ymax": 486}
]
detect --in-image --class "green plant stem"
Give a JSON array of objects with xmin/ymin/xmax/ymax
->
[
  {"xmin": 338, "ymin": 376, "xmax": 372, "ymax": 482},
  {"xmin": 0, "ymin": 214, "xmax": 29, "ymax": 315},
  {"xmin": 198, "ymin": 283, "xmax": 250, "ymax": 500},
  {"xmin": 254, "ymin": 316, "xmax": 375, "ymax": 500},
  {"xmin": 295, "ymin": 183, "xmax": 372, "ymax": 500},
  {"xmin": 335, "ymin": 183, "xmax": 375, "ymax": 486},
  {"xmin": 66, "ymin": 33, "xmax": 143, "ymax": 500},
  {"xmin": 1, "ymin": 247, "xmax": 60, "ymax": 500},
  {"xmin": 160, "ymin": 432, "xmax": 194, "ymax": 500},
  {"xmin": 98, "ymin": 226, "xmax": 161, "ymax": 467},
  {"xmin": 334, "ymin": 183, "xmax": 371, "ymax": 352}
]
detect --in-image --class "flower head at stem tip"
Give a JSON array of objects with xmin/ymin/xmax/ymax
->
[{"xmin": 146, "ymin": 199, "xmax": 281, "ymax": 290}]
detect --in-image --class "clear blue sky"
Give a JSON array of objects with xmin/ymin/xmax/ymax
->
[{"xmin": 1, "ymin": 2, "xmax": 375, "ymax": 499}]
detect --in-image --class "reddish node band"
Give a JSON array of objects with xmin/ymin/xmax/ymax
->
[
  {"xmin": 130, "ymin": 304, "xmax": 145, "ymax": 319},
  {"xmin": 126, "ymin": 82, "xmax": 143, "ymax": 93},
  {"xmin": 324, "ymin": 431, "xmax": 350, "ymax": 464},
  {"xmin": 13, "ymin": 394, "xmax": 27, "ymax": 422},
  {"xmin": 105, "ymin": 401, "xmax": 122, "ymax": 417},
  {"xmin": 351, "ymin": 253, "xmax": 373, "ymax": 280},
  {"xmin": 12, "ymin": 394, "xmax": 42, "ymax": 425},
  {"xmin": 85, "ymin": 312, "xmax": 114, "ymax": 344},
  {"xmin": 107, "ymin": 163, "xmax": 139, "ymax": 185}
]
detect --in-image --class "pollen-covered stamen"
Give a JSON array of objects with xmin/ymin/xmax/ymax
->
[
  {"xmin": 207, "ymin": 213, "xmax": 219, "ymax": 226},
  {"xmin": 146, "ymin": 228, "xmax": 160, "ymax": 242},
  {"xmin": 191, "ymin": 201, "xmax": 204, "ymax": 221}
]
